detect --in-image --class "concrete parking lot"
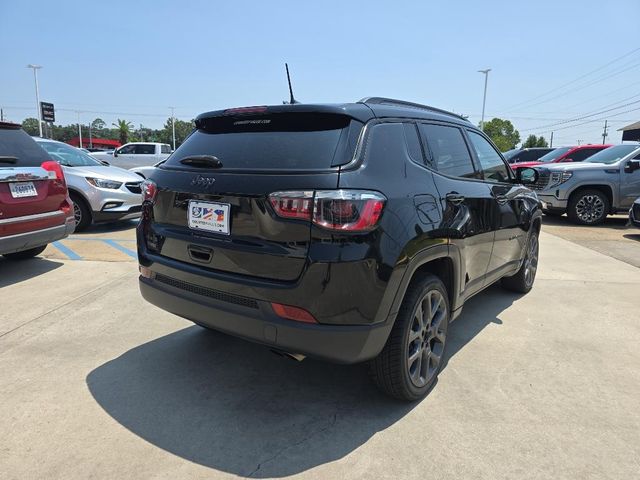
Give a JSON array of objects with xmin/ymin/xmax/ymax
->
[{"xmin": 1, "ymin": 224, "xmax": 639, "ymax": 479}]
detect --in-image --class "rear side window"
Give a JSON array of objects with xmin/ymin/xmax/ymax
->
[
  {"xmin": 467, "ymin": 131, "xmax": 511, "ymax": 183},
  {"xmin": 419, "ymin": 124, "xmax": 476, "ymax": 179},
  {"xmin": 166, "ymin": 113, "xmax": 357, "ymax": 171},
  {"xmin": 161, "ymin": 145, "xmax": 171, "ymax": 154},
  {"xmin": 135, "ymin": 144, "xmax": 156, "ymax": 154},
  {"xmin": 0, "ymin": 128, "xmax": 49, "ymax": 167},
  {"xmin": 569, "ymin": 148, "xmax": 600, "ymax": 162}
]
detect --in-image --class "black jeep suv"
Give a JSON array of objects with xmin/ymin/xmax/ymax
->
[{"xmin": 137, "ymin": 97, "xmax": 542, "ymax": 401}]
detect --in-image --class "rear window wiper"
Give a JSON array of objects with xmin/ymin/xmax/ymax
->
[
  {"xmin": 0, "ymin": 156, "xmax": 18, "ymax": 164},
  {"xmin": 179, "ymin": 155, "xmax": 223, "ymax": 169}
]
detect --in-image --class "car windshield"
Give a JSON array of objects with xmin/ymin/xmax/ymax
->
[
  {"xmin": 38, "ymin": 141, "xmax": 103, "ymax": 167},
  {"xmin": 503, "ymin": 149, "xmax": 519, "ymax": 160},
  {"xmin": 584, "ymin": 144, "xmax": 640, "ymax": 164},
  {"xmin": 536, "ymin": 146, "xmax": 572, "ymax": 163}
]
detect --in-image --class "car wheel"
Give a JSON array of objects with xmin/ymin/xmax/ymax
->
[
  {"xmin": 70, "ymin": 192, "xmax": 92, "ymax": 231},
  {"xmin": 501, "ymin": 229, "xmax": 539, "ymax": 294},
  {"xmin": 369, "ymin": 273, "xmax": 449, "ymax": 401},
  {"xmin": 567, "ymin": 189, "xmax": 609, "ymax": 225},
  {"xmin": 3, "ymin": 245, "xmax": 47, "ymax": 260}
]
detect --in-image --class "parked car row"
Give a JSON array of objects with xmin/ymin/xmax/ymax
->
[{"xmin": 90, "ymin": 142, "xmax": 172, "ymax": 170}]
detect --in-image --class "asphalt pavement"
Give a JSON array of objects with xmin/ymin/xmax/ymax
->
[{"xmin": 1, "ymin": 230, "xmax": 639, "ymax": 479}]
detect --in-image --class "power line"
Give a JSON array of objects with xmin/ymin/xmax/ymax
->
[
  {"xmin": 527, "ymin": 106, "xmax": 640, "ymax": 134},
  {"xmin": 520, "ymin": 96, "xmax": 640, "ymax": 133},
  {"xmin": 505, "ymin": 47, "xmax": 640, "ymax": 111}
]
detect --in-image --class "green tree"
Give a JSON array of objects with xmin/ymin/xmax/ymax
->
[
  {"xmin": 159, "ymin": 117, "xmax": 195, "ymax": 148},
  {"xmin": 112, "ymin": 119, "xmax": 133, "ymax": 144},
  {"xmin": 22, "ymin": 118, "xmax": 40, "ymax": 136},
  {"xmin": 522, "ymin": 134, "xmax": 548, "ymax": 148},
  {"xmin": 481, "ymin": 118, "xmax": 520, "ymax": 151},
  {"xmin": 91, "ymin": 118, "xmax": 106, "ymax": 133}
]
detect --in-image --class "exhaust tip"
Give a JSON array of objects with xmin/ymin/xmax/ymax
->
[{"xmin": 270, "ymin": 349, "xmax": 306, "ymax": 362}]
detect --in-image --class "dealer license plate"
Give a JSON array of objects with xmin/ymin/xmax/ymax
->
[{"xmin": 188, "ymin": 201, "xmax": 230, "ymax": 235}]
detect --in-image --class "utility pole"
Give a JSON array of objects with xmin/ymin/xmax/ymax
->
[
  {"xmin": 550, "ymin": 131, "xmax": 554, "ymax": 148},
  {"xmin": 478, "ymin": 68, "xmax": 491, "ymax": 130},
  {"xmin": 89, "ymin": 120, "xmax": 93, "ymax": 148},
  {"xmin": 77, "ymin": 111, "xmax": 83, "ymax": 148},
  {"xmin": 27, "ymin": 64, "xmax": 43, "ymax": 137},
  {"xmin": 170, "ymin": 107, "xmax": 176, "ymax": 150},
  {"xmin": 602, "ymin": 120, "xmax": 609, "ymax": 145}
]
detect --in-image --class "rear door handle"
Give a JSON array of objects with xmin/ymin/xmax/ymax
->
[{"xmin": 445, "ymin": 192, "xmax": 465, "ymax": 206}]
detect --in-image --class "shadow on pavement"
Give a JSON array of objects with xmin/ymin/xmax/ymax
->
[
  {"xmin": 542, "ymin": 214, "xmax": 629, "ymax": 229},
  {"xmin": 623, "ymin": 233, "xmax": 640, "ymax": 242},
  {"xmin": 87, "ymin": 284, "xmax": 517, "ymax": 477},
  {"xmin": 76, "ymin": 220, "xmax": 138, "ymax": 235},
  {"xmin": 0, "ymin": 256, "xmax": 63, "ymax": 288}
]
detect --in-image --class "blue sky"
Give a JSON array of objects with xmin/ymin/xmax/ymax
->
[{"xmin": 1, "ymin": 0, "xmax": 639, "ymax": 146}]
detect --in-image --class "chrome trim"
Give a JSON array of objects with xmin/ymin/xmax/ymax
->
[
  {"xmin": 0, "ymin": 209, "xmax": 64, "ymax": 225},
  {"xmin": 0, "ymin": 167, "xmax": 51, "ymax": 183}
]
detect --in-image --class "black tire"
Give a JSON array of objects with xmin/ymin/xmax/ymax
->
[
  {"xmin": 501, "ymin": 230, "xmax": 539, "ymax": 294},
  {"xmin": 543, "ymin": 209, "xmax": 564, "ymax": 217},
  {"xmin": 70, "ymin": 192, "xmax": 92, "ymax": 231},
  {"xmin": 369, "ymin": 273, "xmax": 450, "ymax": 401},
  {"xmin": 3, "ymin": 245, "xmax": 47, "ymax": 260},
  {"xmin": 567, "ymin": 189, "xmax": 610, "ymax": 225}
]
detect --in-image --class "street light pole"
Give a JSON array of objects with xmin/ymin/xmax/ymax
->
[
  {"xmin": 170, "ymin": 107, "xmax": 176, "ymax": 151},
  {"xmin": 478, "ymin": 68, "xmax": 491, "ymax": 130},
  {"xmin": 27, "ymin": 64, "xmax": 43, "ymax": 137},
  {"xmin": 77, "ymin": 111, "xmax": 83, "ymax": 148}
]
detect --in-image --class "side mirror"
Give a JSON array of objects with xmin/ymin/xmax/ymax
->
[
  {"xmin": 516, "ymin": 167, "xmax": 538, "ymax": 185},
  {"xmin": 563, "ymin": 158, "xmax": 573, "ymax": 162},
  {"xmin": 113, "ymin": 150, "xmax": 119, "ymax": 157},
  {"xmin": 624, "ymin": 159, "xmax": 640, "ymax": 173}
]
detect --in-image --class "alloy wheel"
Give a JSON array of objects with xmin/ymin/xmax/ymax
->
[
  {"xmin": 73, "ymin": 201, "xmax": 82, "ymax": 226},
  {"xmin": 406, "ymin": 289, "xmax": 447, "ymax": 388},
  {"xmin": 524, "ymin": 234, "xmax": 539, "ymax": 288},
  {"xmin": 575, "ymin": 194, "xmax": 604, "ymax": 223}
]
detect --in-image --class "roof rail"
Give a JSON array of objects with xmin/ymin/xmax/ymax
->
[{"xmin": 358, "ymin": 97, "xmax": 466, "ymax": 120}]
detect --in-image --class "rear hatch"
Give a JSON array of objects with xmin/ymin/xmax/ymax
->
[
  {"xmin": 0, "ymin": 126, "xmax": 69, "ymax": 236},
  {"xmin": 144, "ymin": 105, "xmax": 369, "ymax": 281}
]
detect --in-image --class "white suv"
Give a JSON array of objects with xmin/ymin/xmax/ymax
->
[{"xmin": 35, "ymin": 138, "xmax": 143, "ymax": 231}]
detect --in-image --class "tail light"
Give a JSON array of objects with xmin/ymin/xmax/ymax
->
[
  {"xmin": 268, "ymin": 191, "xmax": 313, "ymax": 220},
  {"xmin": 41, "ymin": 160, "xmax": 66, "ymax": 186},
  {"xmin": 271, "ymin": 302, "xmax": 317, "ymax": 324},
  {"xmin": 268, "ymin": 189, "xmax": 386, "ymax": 232},
  {"xmin": 142, "ymin": 179, "xmax": 158, "ymax": 204}
]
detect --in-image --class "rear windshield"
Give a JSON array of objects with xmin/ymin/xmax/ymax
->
[
  {"xmin": 164, "ymin": 113, "xmax": 357, "ymax": 171},
  {"xmin": 503, "ymin": 149, "xmax": 519, "ymax": 160},
  {"xmin": 0, "ymin": 128, "xmax": 49, "ymax": 167}
]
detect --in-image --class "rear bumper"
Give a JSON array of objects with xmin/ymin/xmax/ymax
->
[
  {"xmin": 0, "ymin": 220, "xmax": 74, "ymax": 255},
  {"xmin": 139, "ymin": 275, "xmax": 393, "ymax": 364}
]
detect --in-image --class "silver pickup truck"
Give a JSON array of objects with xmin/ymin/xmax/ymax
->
[{"xmin": 531, "ymin": 144, "xmax": 640, "ymax": 225}]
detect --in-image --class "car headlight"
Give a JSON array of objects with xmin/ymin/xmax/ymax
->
[
  {"xmin": 549, "ymin": 171, "xmax": 572, "ymax": 187},
  {"xmin": 86, "ymin": 177, "xmax": 123, "ymax": 189}
]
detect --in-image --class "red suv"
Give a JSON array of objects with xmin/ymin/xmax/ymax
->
[
  {"xmin": 0, "ymin": 122, "xmax": 75, "ymax": 259},
  {"xmin": 510, "ymin": 144, "xmax": 611, "ymax": 170}
]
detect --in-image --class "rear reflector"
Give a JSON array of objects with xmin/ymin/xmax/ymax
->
[
  {"xmin": 139, "ymin": 266, "xmax": 154, "ymax": 278},
  {"xmin": 268, "ymin": 190, "xmax": 386, "ymax": 232},
  {"xmin": 271, "ymin": 303, "xmax": 317, "ymax": 324}
]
